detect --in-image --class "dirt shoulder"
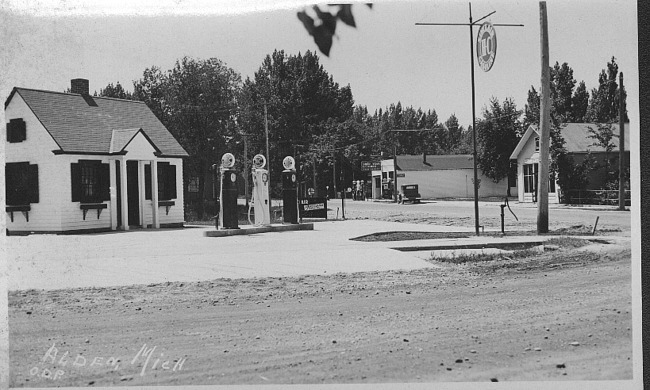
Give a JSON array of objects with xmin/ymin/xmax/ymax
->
[{"xmin": 9, "ymin": 241, "xmax": 632, "ymax": 386}]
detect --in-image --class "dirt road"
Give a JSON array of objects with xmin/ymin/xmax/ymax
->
[{"xmin": 9, "ymin": 240, "xmax": 632, "ymax": 386}]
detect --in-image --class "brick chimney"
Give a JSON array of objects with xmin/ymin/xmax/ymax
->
[{"xmin": 70, "ymin": 78, "xmax": 89, "ymax": 95}]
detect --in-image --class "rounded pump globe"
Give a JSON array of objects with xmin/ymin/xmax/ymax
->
[
  {"xmin": 221, "ymin": 153, "xmax": 236, "ymax": 169},
  {"xmin": 252, "ymin": 154, "xmax": 266, "ymax": 169},
  {"xmin": 283, "ymin": 156, "xmax": 296, "ymax": 171}
]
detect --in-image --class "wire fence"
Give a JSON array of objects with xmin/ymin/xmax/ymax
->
[{"xmin": 563, "ymin": 189, "xmax": 631, "ymax": 206}]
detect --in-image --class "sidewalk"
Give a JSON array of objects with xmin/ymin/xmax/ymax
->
[{"xmin": 5, "ymin": 219, "xmax": 587, "ymax": 291}]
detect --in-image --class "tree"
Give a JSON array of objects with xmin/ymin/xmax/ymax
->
[
  {"xmin": 476, "ymin": 97, "xmax": 521, "ymax": 191},
  {"xmin": 551, "ymin": 124, "xmax": 594, "ymax": 203},
  {"xmin": 550, "ymin": 62, "xmax": 576, "ymax": 122},
  {"xmin": 445, "ymin": 114, "xmax": 463, "ymax": 152},
  {"xmin": 131, "ymin": 57, "xmax": 242, "ymax": 219},
  {"xmin": 239, "ymin": 50, "xmax": 356, "ymax": 194},
  {"xmin": 297, "ymin": 4, "xmax": 373, "ymax": 57},
  {"xmin": 587, "ymin": 123, "xmax": 618, "ymax": 184},
  {"xmin": 524, "ymin": 62, "xmax": 588, "ymax": 126},
  {"xmin": 96, "ymin": 81, "xmax": 134, "ymax": 100},
  {"xmin": 571, "ymin": 81, "xmax": 589, "ymax": 122},
  {"xmin": 522, "ymin": 86, "xmax": 540, "ymax": 131},
  {"xmin": 586, "ymin": 56, "xmax": 627, "ymax": 123}
]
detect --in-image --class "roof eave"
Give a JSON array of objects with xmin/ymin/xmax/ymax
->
[{"xmin": 52, "ymin": 150, "xmax": 128, "ymax": 156}]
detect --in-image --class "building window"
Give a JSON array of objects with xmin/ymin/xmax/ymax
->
[
  {"xmin": 524, "ymin": 163, "xmax": 556, "ymax": 194},
  {"xmin": 534, "ymin": 137, "xmax": 540, "ymax": 152},
  {"xmin": 6, "ymin": 118, "xmax": 26, "ymax": 143},
  {"xmin": 5, "ymin": 162, "xmax": 39, "ymax": 205},
  {"xmin": 523, "ymin": 164, "xmax": 537, "ymax": 193},
  {"xmin": 81, "ymin": 164, "xmax": 97, "ymax": 199},
  {"xmin": 71, "ymin": 160, "xmax": 109, "ymax": 203},
  {"xmin": 144, "ymin": 162, "xmax": 177, "ymax": 201}
]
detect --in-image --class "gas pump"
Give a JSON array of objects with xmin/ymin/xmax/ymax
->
[
  {"xmin": 281, "ymin": 156, "xmax": 299, "ymax": 224},
  {"xmin": 219, "ymin": 153, "xmax": 239, "ymax": 229},
  {"xmin": 248, "ymin": 154, "xmax": 271, "ymax": 226}
]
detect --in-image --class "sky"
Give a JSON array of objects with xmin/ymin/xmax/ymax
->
[{"xmin": 0, "ymin": 0, "xmax": 639, "ymax": 130}]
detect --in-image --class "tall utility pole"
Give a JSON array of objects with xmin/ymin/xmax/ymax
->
[
  {"xmin": 416, "ymin": 3, "xmax": 523, "ymax": 235},
  {"xmin": 332, "ymin": 151, "xmax": 337, "ymax": 198},
  {"xmin": 313, "ymin": 155, "xmax": 317, "ymax": 197},
  {"xmin": 618, "ymin": 72, "xmax": 626, "ymax": 211},
  {"xmin": 468, "ymin": 4, "xmax": 480, "ymax": 233},
  {"xmin": 243, "ymin": 135, "xmax": 249, "ymax": 207},
  {"xmin": 537, "ymin": 1, "xmax": 550, "ymax": 233},
  {"xmin": 393, "ymin": 145, "xmax": 398, "ymax": 203},
  {"xmin": 263, "ymin": 102, "xmax": 271, "ymax": 219}
]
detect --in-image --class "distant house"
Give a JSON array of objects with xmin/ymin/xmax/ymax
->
[
  {"xmin": 371, "ymin": 154, "xmax": 508, "ymax": 200},
  {"xmin": 509, "ymin": 123, "xmax": 630, "ymax": 203},
  {"xmin": 4, "ymin": 78, "xmax": 189, "ymax": 234}
]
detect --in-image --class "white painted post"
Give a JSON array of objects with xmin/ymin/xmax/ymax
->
[
  {"xmin": 138, "ymin": 160, "xmax": 145, "ymax": 227},
  {"xmin": 120, "ymin": 157, "xmax": 129, "ymax": 230},
  {"xmin": 151, "ymin": 160, "xmax": 160, "ymax": 229},
  {"xmin": 109, "ymin": 159, "xmax": 118, "ymax": 230}
]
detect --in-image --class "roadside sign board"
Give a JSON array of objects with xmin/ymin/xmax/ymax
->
[
  {"xmin": 477, "ymin": 22, "xmax": 497, "ymax": 72},
  {"xmin": 299, "ymin": 197, "xmax": 327, "ymax": 219},
  {"xmin": 396, "ymin": 173, "xmax": 405, "ymax": 178},
  {"xmin": 361, "ymin": 161, "xmax": 381, "ymax": 171}
]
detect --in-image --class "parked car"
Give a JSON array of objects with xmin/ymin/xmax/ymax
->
[{"xmin": 398, "ymin": 184, "xmax": 421, "ymax": 204}]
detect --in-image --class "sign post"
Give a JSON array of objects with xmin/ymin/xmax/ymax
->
[{"xmin": 416, "ymin": 3, "xmax": 523, "ymax": 235}]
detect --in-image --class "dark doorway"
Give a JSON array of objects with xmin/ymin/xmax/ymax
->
[
  {"xmin": 127, "ymin": 160, "xmax": 140, "ymax": 226},
  {"xmin": 116, "ymin": 160, "xmax": 122, "ymax": 228}
]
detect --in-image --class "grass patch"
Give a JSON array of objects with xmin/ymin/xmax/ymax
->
[
  {"xmin": 437, "ymin": 247, "xmax": 541, "ymax": 265},
  {"xmin": 545, "ymin": 236, "xmax": 591, "ymax": 248},
  {"xmin": 351, "ymin": 227, "xmax": 618, "ymax": 242},
  {"xmin": 352, "ymin": 231, "xmax": 472, "ymax": 242}
]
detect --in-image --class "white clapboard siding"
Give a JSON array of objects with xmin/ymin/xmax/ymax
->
[{"xmin": 5, "ymin": 94, "xmax": 65, "ymax": 232}]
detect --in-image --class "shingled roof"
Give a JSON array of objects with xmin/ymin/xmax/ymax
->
[
  {"xmin": 5, "ymin": 87, "xmax": 188, "ymax": 157},
  {"xmin": 560, "ymin": 122, "xmax": 630, "ymax": 153},
  {"xmin": 510, "ymin": 123, "xmax": 630, "ymax": 159}
]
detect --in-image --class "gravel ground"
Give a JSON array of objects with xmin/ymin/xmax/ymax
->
[{"xmin": 7, "ymin": 200, "xmax": 636, "ymax": 387}]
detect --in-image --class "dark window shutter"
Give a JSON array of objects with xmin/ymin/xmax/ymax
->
[
  {"xmin": 7, "ymin": 119, "xmax": 26, "ymax": 143},
  {"xmin": 6, "ymin": 122, "xmax": 13, "ymax": 142},
  {"xmin": 157, "ymin": 162, "xmax": 167, "ymax": 200},
  {"xmin": 5, "ymin": 162, "xmax": 29, "ymax": 205},
  {"xmin": 99, "ymin": 163, "xmax": 110, "ymax": 201},
  {"xmin": 167, "ymin": 164, "xmax": 177, "ymax": 199},
  {"xmin": 145, "ymin": 164, "xmax": 152, "ymax": 200},
  {"xmin": 29, "ymin": 164, "xmax": 39, "ymax": 203},
  {"xmin": 15, "ymin": 119, "xmax": 26, "ymax": 142},
  {"xmin": 5, "ymin": 163, "xmax": 18, "ymax": 205},
  {"xmin": 71, "ymin": 162, "xmax": 81, "ymax": 202}
]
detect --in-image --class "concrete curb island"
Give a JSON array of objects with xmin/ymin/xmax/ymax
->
[{"xmin": 204, "ymin": 223, "xmax": 314, "ymax": 237}]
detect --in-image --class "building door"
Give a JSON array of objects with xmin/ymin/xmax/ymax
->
[{"xmin": 127, "ymin": 160, "xmax": 140, "ymax": 226}]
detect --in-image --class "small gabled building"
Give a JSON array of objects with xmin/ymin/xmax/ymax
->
[
  {"xmin": 509, "ymin": 123, "xmax": 630, "ymax": 203},
  {"xmin": 371, "ymin": 154, "xmax": 509, "ymax": 200},
  {"xmin": 4, "ymin": 78, "xmax": 189, "ymax": 234}
]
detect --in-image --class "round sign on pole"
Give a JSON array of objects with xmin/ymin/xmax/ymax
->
[{"xmin": 476, "ymin": 22, "xmax": 497, "ymax": 72}]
